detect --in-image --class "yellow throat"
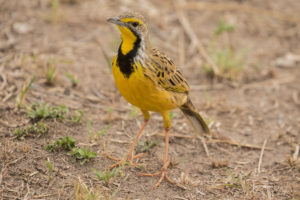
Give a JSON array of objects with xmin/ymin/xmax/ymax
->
[{"xmin": 117, "ymin": 25, "xmax": 137, "ymax": 55}]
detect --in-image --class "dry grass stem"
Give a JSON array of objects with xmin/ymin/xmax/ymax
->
[
  {"xmin": 200, "ymin": 136, "xmax": 210, "ymax": 158},
  {"xmin": 153, "ymin": 132, "xmax": 273, "ymax": 150},
  {"xmin": 110, "ymin": 139, "xmax": 129, "ymax": 144},
  {"xmin": 257, "ymin": 139, "xmax": 267, "ymax": 174},
  {"xmin": 32, "ymin": 193, "xmax": 57, "ymax": 199},
  {"xmin": 174, "ymin": 0, "xmax": 220, "ymax": 75},
  {"xmin": 0, "ymin": 167, "xmax": 7, "ymax": 185},
  {"xmin": 292, "ymin": 145, "xmax": 299, "ymax": 160},
  {"xmin": 209, "ymin": 139, "xmax": 272, "ymax": 151},
  {"xmin": 0, "ymin": 119, "xmax": 16, "ymax": 128}
]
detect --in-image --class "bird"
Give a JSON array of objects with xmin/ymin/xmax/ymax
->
[{"xmin": 107, "ymin": 12, "xmax": 210, "ymax": 189}]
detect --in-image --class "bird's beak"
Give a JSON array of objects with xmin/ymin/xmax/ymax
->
[{"xmin": 107, "ymin": 17, "xmax": 124, "ymax": 26}]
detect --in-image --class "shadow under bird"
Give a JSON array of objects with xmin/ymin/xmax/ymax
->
[{"xmin": 107, "ymin": 12, "xmax": 210, "ymax": 189}]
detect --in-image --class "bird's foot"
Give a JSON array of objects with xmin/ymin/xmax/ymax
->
[
  {"xmin": 138, "ymin": 160, "xmax": 175, "ymax": 189},
  {"xmin": 102, "ymin": 152, "xmax": 146, "ymax": 169}
]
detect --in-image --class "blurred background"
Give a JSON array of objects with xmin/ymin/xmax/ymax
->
[{"xmin": 0, "ymin": 0, "xmax": 299, "ymax": 199}]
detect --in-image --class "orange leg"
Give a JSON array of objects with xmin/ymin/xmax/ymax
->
[
  {"xmin": 139, "ymin": 128, "xmax": 175, "ymax": 189},
  {"xmin": 126, "ymin": 119, "xmax": 148, "ymax": 161},
  {"xmin": 103, "ymin": 119, "xmax": 148, "ymax": 168}
]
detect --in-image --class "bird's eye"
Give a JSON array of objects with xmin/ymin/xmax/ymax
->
[{"xmin": 132, "ymin": 22, "xmax": 139, "ymax": 27}]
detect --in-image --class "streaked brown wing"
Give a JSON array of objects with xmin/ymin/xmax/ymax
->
[{"xmin": 144, "ymin": 48, "xmax": 190, "ymax": 93}]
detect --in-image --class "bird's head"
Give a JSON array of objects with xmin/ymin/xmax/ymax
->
[
  {"xmin": 107, "ymin": 12, "xmax": 148, "ymax": 55},
  {"xmin": 107, "ymin": 12, "xmax": 147, "ymax": 40}
]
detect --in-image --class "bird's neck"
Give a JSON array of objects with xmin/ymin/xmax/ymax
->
[
  {"xmin": 117, "ymin": 31, "xmax": 141, "ymax": 78},
  {"xmin": 118, "ymin": 26, "xmax": 140, "ymax": 55}
]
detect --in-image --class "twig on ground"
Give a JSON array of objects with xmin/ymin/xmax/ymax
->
[
  {"xmin": 110, "ymin": 139, "xmax": 129, "ymax": 144},
  {"xmin": 0, "ymin": 119, "xmax": 30, "ymax": 128},
  {"xmin": 0, "ymin": 166, "xmax": 7, "ymax": 185},
  {"xmin": 152, "ymin": 132, "xmax": 272, "ymax": 150},
  {"xmin": 77, "ymin": 142, "xmax": 97, "ymax": 147},
  {"xmin": 173, "ymin": 0, "xmax": 219, "ymax": 75},
  {"xmin": 32, "ymin": 193, "xmax": 57, "ymax": 199},
  {"xmin": 0, "ymin": 119, "xmax": 16, "ymax": 127},
  {"xmin": 209, "ymin": 139, "xmax": 272, "ymax": 151},
  {"xmin": 257, "ymin": 139, "xmax": 267, "ymax": 174},
  {"xmin": 200, "ymin": 136, "xmax": 210, "ymax": 158},
  {"xmin": 23, "ymin": 182, "xmax": 30, "ymax": 200},
  {"xmin": 8, "ymin": 156, "xmax": 25, "ymax": 165},
  {"xmin": 2, "ymin": 92, "xmax": 14, "ymax": 103},
  {"xmin": 292, "ymin": 144, "xmax": 299, "ymax": 160}
]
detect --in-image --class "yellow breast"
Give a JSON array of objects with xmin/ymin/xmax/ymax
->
[{"xmin": 112, "ymin": 57, "xmax": 179, "ymax": 113}]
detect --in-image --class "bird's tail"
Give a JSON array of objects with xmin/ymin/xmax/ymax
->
[{"xmin": 180, "ymin": 98, "xmax": 210, "ymax": 136}]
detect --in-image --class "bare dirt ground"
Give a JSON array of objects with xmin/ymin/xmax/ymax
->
[{"xmin": 0, "ymin": 0, "xmax": 300, "ymax": 199}]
